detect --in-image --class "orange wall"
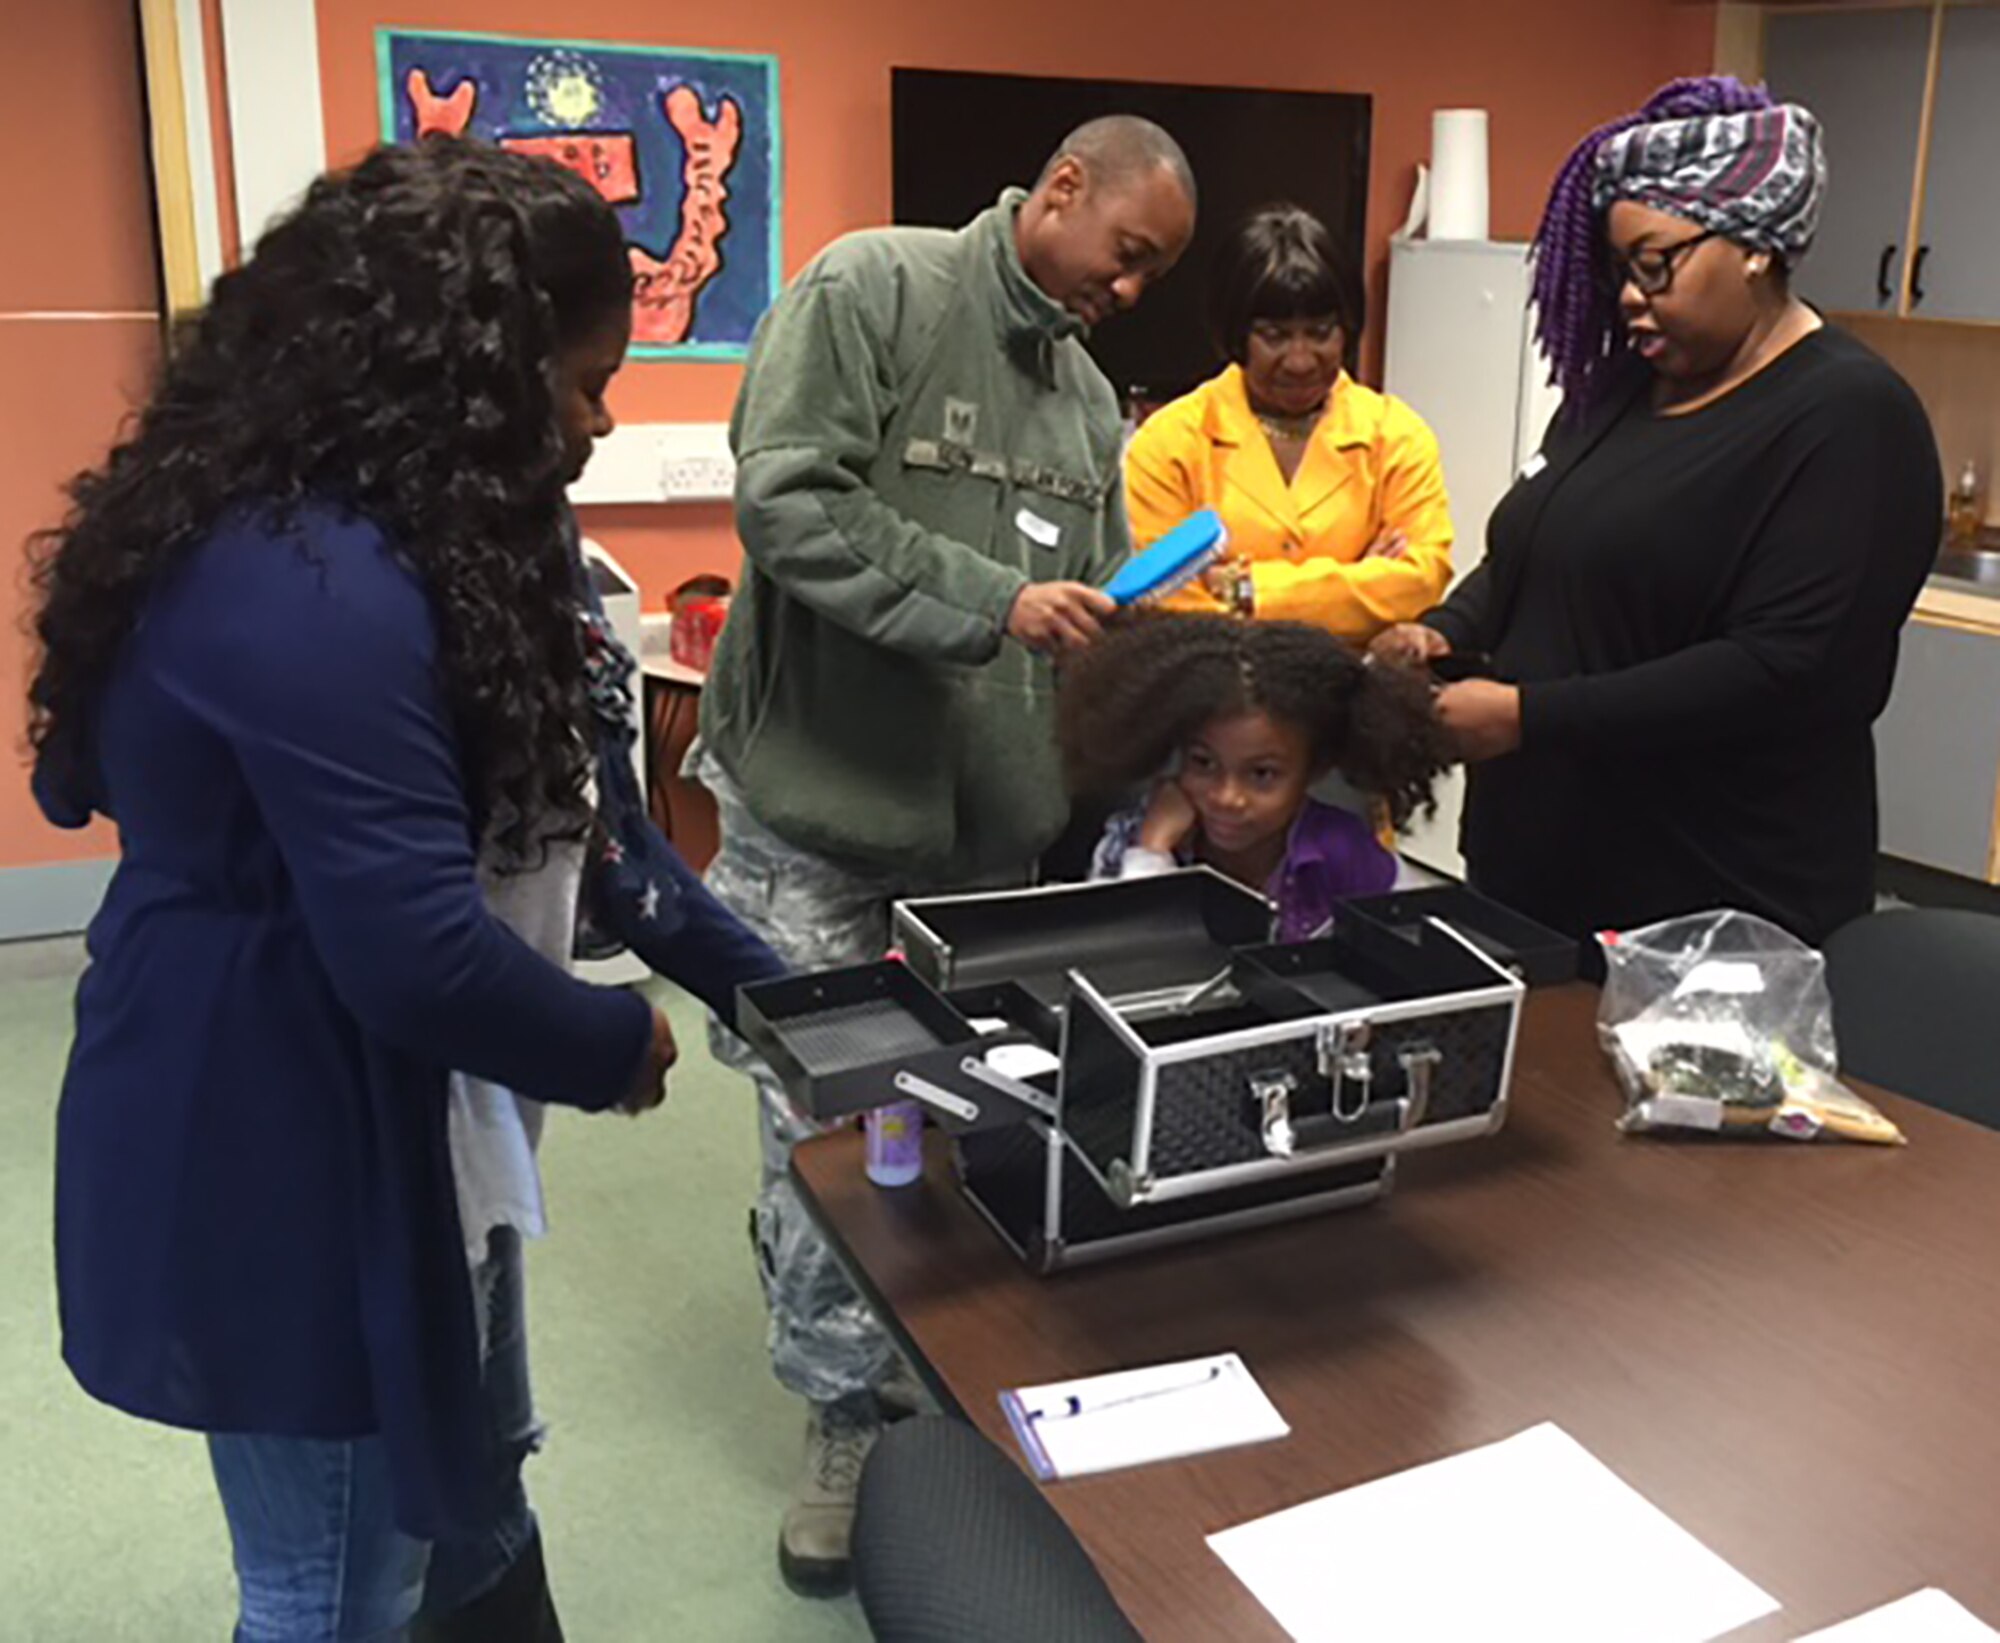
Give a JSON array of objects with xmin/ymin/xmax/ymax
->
[
  {"xmin": 315, "ymin": 0, "xmax": 1717, "ymax": 609},
  {"xmin": 0, "ymin": 0, "xmax": 1717, "ymax": 876},
  {"xmin": 0, "ymin": 1, "xmax": 160, "ymax": 869}
]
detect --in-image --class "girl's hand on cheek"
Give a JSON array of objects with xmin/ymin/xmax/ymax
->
[{"xmin": 1139, "ymin": 779, "xmax": 1200, "ymax": 855}]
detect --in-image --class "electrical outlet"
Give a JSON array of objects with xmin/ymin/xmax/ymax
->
[{"xmin": 661, "ymin": 455, "xmax": 735, "ymax": 499}]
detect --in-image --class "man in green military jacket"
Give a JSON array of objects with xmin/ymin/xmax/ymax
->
[{"xmin": 696, "ymin": 115, "xmax": 1196, "ymax": 1595}]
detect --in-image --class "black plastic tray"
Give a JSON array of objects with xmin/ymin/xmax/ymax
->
[
  {"xmin": 943, "ymin": 980, "xmax": 1063, "ymax": 1053},
  {"xmin": 894, "ymin": 871, "xmax": 1274, "ymax": 1007},
  {"xmin": 1343, "ymin": 885, "xmax": 1578, "ymax": 988},
  {"xmin": 1235, "ymin": 913, "xmax": 1515, "ymax": 1018},
  {"xmin": 738, "ymin": 961, "xmax": 967, "ymax": 1103},
  {"xmin": 737, "ymin": 963, "xmax": 1043, "ymax": 1131}
]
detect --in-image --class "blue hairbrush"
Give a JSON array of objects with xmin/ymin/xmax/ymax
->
[{"xmin": 1102, "ymin": 510, "xmax": 1229, "ymax": 606}]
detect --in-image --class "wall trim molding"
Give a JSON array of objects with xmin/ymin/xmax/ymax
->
[{"xmin": 0, "ymin": 859, "xmax": 116, "ymax": 942}]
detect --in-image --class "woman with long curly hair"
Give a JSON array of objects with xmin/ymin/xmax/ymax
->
[
  {"xmin": 28, "ymin": 138, "xmax": 777, "ymax": 1641},
  {"xmin": 1058, "ymin": 614, "xmax": 1452, "ymax": 939}
]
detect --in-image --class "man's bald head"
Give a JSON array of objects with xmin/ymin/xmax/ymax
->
[
  {"xmin": 1017, "ymin": 116, "xmax": 1197, "ymax": 328},
  {"xmin": 1037, "ymin": 116, "xmax": 1197, "ymax": 212}
]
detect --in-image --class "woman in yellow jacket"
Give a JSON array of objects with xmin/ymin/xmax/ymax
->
[{"xmin": 1126, "ymin": 205, "xmax": 1455, "ymax": 644}]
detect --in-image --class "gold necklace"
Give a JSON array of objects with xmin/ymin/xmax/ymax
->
[{"xmin": 1254, "ymin": 405, "xmax": 1324, "ymax": 444}]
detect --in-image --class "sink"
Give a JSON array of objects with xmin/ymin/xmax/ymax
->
[{"xmin": 1933, "ymin": 546, "xmax": 2000, "ymax": 592}]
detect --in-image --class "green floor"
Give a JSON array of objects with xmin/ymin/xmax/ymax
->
[{"xmin": 0, "ymin": 943, "xmax": 870, "ymax": 1642}]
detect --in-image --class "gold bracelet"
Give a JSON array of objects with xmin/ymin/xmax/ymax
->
[{"xmin": 1221, "ymin": 562, "xmax": 1255, "ymax": 619}]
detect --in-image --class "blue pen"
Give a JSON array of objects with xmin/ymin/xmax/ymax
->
[{"xmin": 1027, "ymin": 1361, "xmax": 1227, "ymax": 1423}]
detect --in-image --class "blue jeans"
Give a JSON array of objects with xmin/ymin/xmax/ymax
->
[{"xmin": 207, "ymin": 1230, "xmax": 540, "ymax": 1642}]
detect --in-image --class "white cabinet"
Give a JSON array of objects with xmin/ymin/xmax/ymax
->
[
  {"xmin": 1762, "ymin": 7, "xmax": 1934, "ymax": 314},
  {"xmin": 1382, "ymin": 240, "xmax": 1561, "ymax": 878},
  {"xmin": 1876, "ymin": 615, "xmax": 2000, "ymax": 883},
  {"xmin": 1383, "ymin": 241, "xmax": 1559, "ymax": 586},
  {"xmin": 1910, "ymin": 5, "xmax": 2000, "ymax": 322},
  {"xmin": 1760, "ymin": 1, "xmax": 2000, "ymax": 325}
]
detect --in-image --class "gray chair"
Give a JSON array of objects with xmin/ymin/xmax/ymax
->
[
  {"xmin": 1824, "ymin": 907, "xmax": 2000, "ymax": 1129},
  {"xmin": 852, "ymin": 1415, "xmax": 1143, "ymax": 1643}
]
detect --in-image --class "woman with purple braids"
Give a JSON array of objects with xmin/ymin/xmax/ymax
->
[{"xmin": 1374, "ymin": 76, "xmax": 1940, "ymax": 950}]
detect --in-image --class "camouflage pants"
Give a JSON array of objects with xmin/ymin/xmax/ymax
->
[{"xmin": 693, "ymin": 748, "xmax": 1017, "ymax": 1405}]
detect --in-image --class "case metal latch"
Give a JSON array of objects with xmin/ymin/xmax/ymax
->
[
  {"xmin": 1255, "ymin": 1036, "xmax": 1448, "ymax": 1161},
  {"xmin": 1317, "ymin": 1020, "xmax": 1375, "ymax": 1122},
  {"xmin": 1252, "ymin": 1070, "xmax": 1302, "ymax": 1158}
]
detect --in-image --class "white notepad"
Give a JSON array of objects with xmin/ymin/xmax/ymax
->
[
  {"xmin": 1800, "ymin": 1590, "xmax": 1998, "ymax": 1641},
  {"xmin": 1000, "ymin": 1352, "xmax": 1288, "ymax": 1481},
  {"xmin": 1206, "ymin": 1422, "xmax": 1778, "ymax": 1643}
]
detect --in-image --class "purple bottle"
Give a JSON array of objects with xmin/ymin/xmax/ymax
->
[{"xmin": 864, "ymin": 1100, "xmax": 925, "ymax": 1188}]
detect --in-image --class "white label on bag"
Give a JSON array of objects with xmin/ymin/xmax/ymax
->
[
  {"xmin": 1519, "ymin": 452, "xmax": 1549, "ymax": 481},
  {"xmin": 1770, "ymin": 1107, "xmax": 1823, "ymax": 1141},
  {"xmin": 1674, "ymin": 960, "xmax": 1767, "ymax": 999},
  {"xmin": 1642, "ymin": 1094, "xmax": 1726, "ymax": 1132},
  {"xmin": 1016, "ymin": 507, "xmax": 1061, "ymax": 548}
]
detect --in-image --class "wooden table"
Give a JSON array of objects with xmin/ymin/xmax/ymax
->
[{"xmin": 791, "ymin": 985, "xmax": 2000, "ymax": 1641}]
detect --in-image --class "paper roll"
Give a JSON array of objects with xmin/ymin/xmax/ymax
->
[
  {"xmin": 1428, "ymin": 109, "xmax": 1490, "ymax": 241},
  {"xmin": 1394, "ymin": 162, "xmax": 1430, "ymax": 241}
]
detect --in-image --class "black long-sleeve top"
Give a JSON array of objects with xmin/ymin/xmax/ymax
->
[{"xmin": 1427, "ymin": 326, "xmax": 1940, "ymax": 946}]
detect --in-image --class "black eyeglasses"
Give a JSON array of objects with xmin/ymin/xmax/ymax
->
[{"xmin": 1604, "ymin": 229, "xmax": 1719, "ymax": 297}]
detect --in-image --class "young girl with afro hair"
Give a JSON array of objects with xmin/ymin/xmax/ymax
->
[{"xmin": 1058, "ymin": 613, "xmax": 1453, "ymax": 940}]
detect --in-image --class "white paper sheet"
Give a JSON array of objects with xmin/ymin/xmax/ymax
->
[
  {"xmin": 1206, "ymin": 1423, "xmax": 1777, "ymax": 1643},
  {"xmin": 1799, "ymin": 1590, "xmax": 1998, "ymax": 1641},
  {"xmin": 1001, "ymin": 1352, "xmax": 1288, "ymax": 1481}
]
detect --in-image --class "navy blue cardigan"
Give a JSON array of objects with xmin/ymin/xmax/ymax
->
[{"xmin": 38, "ymin": 506, "xmax": 780, "ymax": 1536}]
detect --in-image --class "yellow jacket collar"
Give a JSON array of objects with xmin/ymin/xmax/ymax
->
[{"xmin": 1205, "ymin": 365, "xmax": 1375, "ymax": 527}]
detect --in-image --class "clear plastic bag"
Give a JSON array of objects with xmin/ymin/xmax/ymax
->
[{"xmin": 1598, "ymin": 911, "xmax": 1903, "ymax": 1145}]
